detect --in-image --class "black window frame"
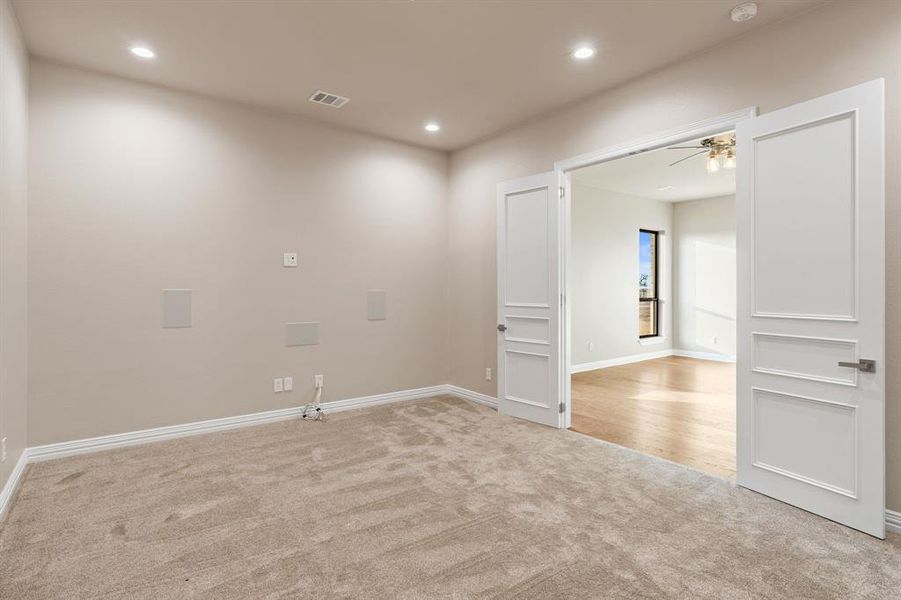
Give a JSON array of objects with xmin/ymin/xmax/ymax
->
[{"xmin": 639, "ymin": 229, "xmax": 660, "ymax": 339}]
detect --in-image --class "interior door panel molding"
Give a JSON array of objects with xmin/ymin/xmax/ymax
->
[
  {"xmin": 504, "ymin": 302, "xmax": 551, "ymax": 309},
  {"xmin": 504, "ymin": 348, "xmax": 550, "ymax": 358},
  {"xmin": 751, "ymin": 332, "xmax": 859, "ymax": 386},
  {"xmin": 751, "ymin": 387, "xmax": 858, "ymax": 499},
  {"xmin": 503, "ymin": 395, "xmax": 550, "ymax": 409},
  {"xmin": 749, "ymin": 111, "xmax": 858, "ymax": 323},
  {"xmin": 502, "ymin": 315, "xmax": 551, "ymax": 345},
  {"xmin": 752, "ymin": 460, "xmax": 858, "ymax": 500},
  {"xmin": 503, "ymin": 187, "xmax": 552, "ymax": 308}
]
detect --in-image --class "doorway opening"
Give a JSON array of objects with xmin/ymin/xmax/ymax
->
[{"xmin": 567, "ymin": 131, "xmax": 737, "ymax": 478}]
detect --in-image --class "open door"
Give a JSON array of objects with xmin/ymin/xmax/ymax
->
[
  {"xmin": 497, "ymin": 172, "xmax": 564, "ymax": 428},
  {"xmin": 736, "ymin": 80, "xmax": 885, "ymax": 537}
]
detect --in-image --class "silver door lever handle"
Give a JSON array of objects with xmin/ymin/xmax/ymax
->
[{"xmin": 837, "ymin": 359, "xmax": 876, "ymax": 373}]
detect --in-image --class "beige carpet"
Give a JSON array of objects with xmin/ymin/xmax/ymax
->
[{"xmin": 1, "ymin": 396, "xmax": 899, "ymax": 599}]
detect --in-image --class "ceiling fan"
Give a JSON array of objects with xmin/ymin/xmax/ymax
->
[{"xmin": 668, "ymin": 136, "xmax": 736, "ymax": 173}]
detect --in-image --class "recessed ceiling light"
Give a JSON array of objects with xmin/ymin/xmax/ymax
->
[
  {"xmin": 424, "ymin": 122, "xmax": 441, "ymax": 133},
  {"xmin": 730, "ymin": 2, "xmax": 758, "ymax": 22},
  {"xmin": 129, "ymin": 46, "xmax": 155, "ymax": 59},
  {"xmin": 655, "ymin": 185, "xmax": 675, "ymax": 191},
  {"xmin": 571, "ymin": 46, "xmax": 596, "ymax": 60}
]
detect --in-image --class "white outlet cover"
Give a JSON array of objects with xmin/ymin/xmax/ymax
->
[
  {"xmin": 283, "ymin": 253, "xmax": 298, "ymax": 267},
  {"xmin": 314, "ymin": 374, "xmax": 324, "ymax": 388},
  {"xmin": 283, "ymin": 376, "xmax": 293, "ymax": 391},
  {"xmin": 274, "ymin": 378, "xmax": 284, "ymax": 392}
]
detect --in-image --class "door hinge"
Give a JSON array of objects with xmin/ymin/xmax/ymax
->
[{"xmin": 559, "ymin": 402, "xmax": 565, "ymax": 414}]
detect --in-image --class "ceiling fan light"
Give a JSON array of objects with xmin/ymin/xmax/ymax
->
[
  {"xmin": 724, "ymin": 150, "xmax": 737, "ymax": 170},
  {"xmin": 706, "ymin": 151, "xmax": 720, "ymax": 174}
]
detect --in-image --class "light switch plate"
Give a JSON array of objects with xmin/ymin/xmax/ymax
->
[
  {"xmin": 283, "ymin": 253, "xmax": 298, "ymax": 267},
  {"xmin": 283, "ymin": 376, "xmax": 293, "ymax": 391}
]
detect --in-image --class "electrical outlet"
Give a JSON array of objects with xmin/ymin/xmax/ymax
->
[
  {"xmin": 283, "ymin": 376, "xmax": 293, "ymax": 391},
  {"xmin": 314, "ymin": 374, "xmax": 324, "ymax": 388},
  {"xmin": 712, "ymin": 335, "xmax": 718, "ymax": 344},
  {"xmin": 273, "ymin": 378, "xmax": 284, "ymax": 393},
  {"xmin": 283, "ymin": 253, "xmax": 298, "ymax": 268},
  {"xmin": 485, "ymin": 367, "xmax": 492, "ymax": 381},
  {"xmin": 588, "ymin": 341, "xmax": 594, "ymax": 352},
  {"xmin": 1, "ymin": 437, "xmax": 6, "ymax": 463}
]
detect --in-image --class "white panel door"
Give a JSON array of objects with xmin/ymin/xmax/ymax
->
[
  {"xmin": 736, "ymin": 80, "xmax": 885, "ymax": 537},
  {"xmin": 497, "ymin": 172, "xmax": 563, "ymax": 428}
]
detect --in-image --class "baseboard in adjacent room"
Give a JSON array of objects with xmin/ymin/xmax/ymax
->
[
  {"xmin": 672, "ymin": 349, "xmax": 736, "ymax": 363},
  {"xmin": 570, "ymin": 349, "xmax": 673, "ymax": 374}
]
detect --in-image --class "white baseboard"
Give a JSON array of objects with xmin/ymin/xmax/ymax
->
[
  {"xmin": 0, "ymin": 383, "xmax": 495, "ymax": 520},
  {"xmin": 571, "ymin": 349, "xmax": 673, "ymax": 373},
  {"xmin": 8, "ymin": 382, "xmax": 896, "ymax": 538},
  {"xmin": 446, "ymin": 384, "xmax": 498, "ymax": 409},
  {"xmin": 571, "ymin": 348, "xmax": 737, "ymax": 373},
  {"xmin": 27, "ymin": 384, "xmax": 450, "ymax": 463},
  {"xmin": 886, "ymin": 510, "xmax": 901, "ymax": 535},
  {"xmin": 672, "ymin": 349, "xmax": 736, "ymax": 363},
  {"xmin": 0, "ymin": 449, "xmax": 29, "ymax": 522}
]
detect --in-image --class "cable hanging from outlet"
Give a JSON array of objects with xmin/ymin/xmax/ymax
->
[{"xmin": 301, "ymin": 377, "xmax": 326, "ymax": 422}]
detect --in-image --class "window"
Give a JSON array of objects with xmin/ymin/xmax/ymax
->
[{"xmin": 639, "ymin": 229, "xmax": 659, "ymax": 338}]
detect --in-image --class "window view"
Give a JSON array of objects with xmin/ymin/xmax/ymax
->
[{"xmin": 639, "ymin": 229, "xmax": 658, "ymax": 337}]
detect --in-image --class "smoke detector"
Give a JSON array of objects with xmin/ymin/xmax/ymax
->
[
  {"xmin": 731, "ymin": 2, "xmax": 758, "ymax": 22},
  {"xmin": 308, "ymin": 90, "xmax": 350, "ymax": 108}
]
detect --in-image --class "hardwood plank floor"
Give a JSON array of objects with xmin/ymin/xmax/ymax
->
[{"xmin": 571, "ymin": 355, "xmax": 736, "ymax": 478}]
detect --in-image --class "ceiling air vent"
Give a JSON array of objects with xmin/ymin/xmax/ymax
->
[{"xmin": 308, "ymin": 90, "xmax": 349, "ymax": 108}]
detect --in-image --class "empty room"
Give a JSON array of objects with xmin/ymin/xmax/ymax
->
[
  {"xmin": 568, "ymin": 134, "xmax": 738, "ymax": 478},
  {"xmin": 1, "ymin": 1, "xmax": 900, "ymax": 598}
]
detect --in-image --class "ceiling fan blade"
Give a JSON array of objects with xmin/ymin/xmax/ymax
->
[{"xmin": 668, "ymin": 149, "xmax": 708, "ymax": 167}]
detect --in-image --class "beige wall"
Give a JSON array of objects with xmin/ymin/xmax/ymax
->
[
  {"xmin": 673, "ymin": 196, "xmax": 736, "ymax": 358},
  {"xmin": 570, "ymin": 184, "xmax": 672, "ymax": 366},
  {"xmin": 0, "ymin": 0, "xmax": 29, "ymax": 493},
  {"xmin": 447, "ymin": 0, "xmax": 901, "ymax": 510},
  {"xmin": 27, "ymin": 60, "xmax": 449, "ymax": 445}
]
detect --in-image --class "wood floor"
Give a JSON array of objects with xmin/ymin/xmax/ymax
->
[{"xmin": 571, "ymin": 355, "xmax": 736, "ymax": 478}]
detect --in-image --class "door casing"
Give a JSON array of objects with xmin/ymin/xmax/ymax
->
[{"xmin": 553, "ymin": 107, "xmax": 758, "ymax": 429}]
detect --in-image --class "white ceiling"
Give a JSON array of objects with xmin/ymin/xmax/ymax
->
[
  {"xmin": 11, "ymin": 0, "xmax": 825, "ymax": 151},
  {"xmin": 573, "ymin": 133, "xmax": 736, "ymax": 201}
]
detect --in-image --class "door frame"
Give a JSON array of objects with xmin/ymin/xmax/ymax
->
[{"xmin": 552, "ymin": 107, "xmax": 759, "ymax": 429}]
